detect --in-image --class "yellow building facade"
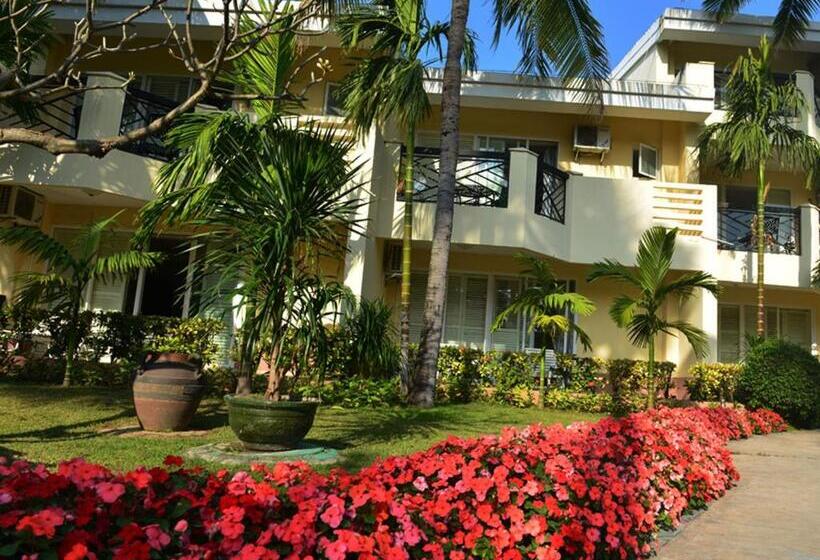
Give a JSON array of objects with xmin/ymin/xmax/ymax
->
[{"xmin": 1, "ymin": 7, "xmax": 818, "ymax": 386}]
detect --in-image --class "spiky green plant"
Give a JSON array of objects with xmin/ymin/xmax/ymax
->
[
  {"xmin": 587, "ymin": 226, "xmax": 720, "ymax": 409},
  {"xmin": 0, "ymin": 212, "xmax": 162, "ymax": 386},
  {"xmin": 492, "ymin": 253, "xmax": 595, "ymax": 407},
  {"xmin": 336, "ymin": 0, "xmax": 475, "ymax": 393},
  {"xmin": 697, "ymin": 36, "xmax": 820, "ymax": 337}
]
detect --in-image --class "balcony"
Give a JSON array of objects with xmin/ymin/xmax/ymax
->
[
  {"xmin": 718, "ymin": 207, "xmax": 801, "ymax": 255},
  {"xmin": 377, "ymin": 146, "xmax": 820, "ymax": 289}
]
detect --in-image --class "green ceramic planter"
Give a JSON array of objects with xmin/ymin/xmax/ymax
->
[{"xmin": 225, "ymin": 395, "xmax": 318, "ymax": 451}]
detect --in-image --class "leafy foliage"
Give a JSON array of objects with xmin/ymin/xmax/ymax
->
[
  {"xmin": 686, "ymin": 362, "xmax": 743, "ymax": 402},
  {"xmin": 341, "ymin": 299, "xmax": 401, "ymax": 379},
  {"xmin": 0, "ymin": 214, "xmax": 161, "ymax": 386},
  {"xmin": 703, "ymin": 0, "xmax": 820, "ymax": 46},
  {"xmin": 738, "ymin": 338, "xmax": 820, "ymax": 427},
  {"xmin": 588, "ymin": 226, "xmax": 719, "ymax": 408}
]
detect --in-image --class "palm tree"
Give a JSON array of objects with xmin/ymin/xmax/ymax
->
[
  {"xmin": 141, "ymin": 119, "xmax": 363, "ymax": 400},
  {"xmin": 335, "ymin": 0, "xmax": 474, "ymax": 394},
  {"xmin": 410, "ymin": 0, "xmax": 609, "ymax": 406},
  {"xmin": 587, "ymin": 226, "xmax": 720, "ymax": 409},
  {"xmin": 703, "ymin": 0, "xmax": 819, "ymax": 45},
  {"xmin": 492, "ymin": 253, "xmax": 595, "ymax": 407},
  {"xmin": 0, "ymin": 213, "xmax": 162, "ymax": 386},
  {"xmin": 697, "ymin": 36, "xmax": 820, "ymax": 337}
]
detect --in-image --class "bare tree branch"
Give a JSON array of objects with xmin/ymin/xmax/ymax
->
[{"xmin": 0, "ymin": 0, "xmax": 336, "ymax": 157}]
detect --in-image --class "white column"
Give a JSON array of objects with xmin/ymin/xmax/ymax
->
[
  {"xmin": 77, "ymin": 72, "xmax": 128, "ymax": 140},
  {"xmin": 799, "ymin": 204, "xmax": 819, "ymax": 288},
  {"xmin": 793, "ymin": 71, "xmax": 817, "ymax": 141},
  {"xmin": 343, "ymin": 124, "xmax": 385, "ymax": 301}
]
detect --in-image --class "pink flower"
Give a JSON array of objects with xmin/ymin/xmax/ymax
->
[
  {"xmin": 174, "ymin": 519, "xmax": 189, "ymax": 533},
  {"xmin": 145, "ymin": 524, "xmax": 170, "ymax": 550},
  {"xmin": 95, "ymin": 482, "xmax": 125, "ymax": 504}
]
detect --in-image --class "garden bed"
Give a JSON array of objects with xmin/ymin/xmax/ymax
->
[{"xmin": 0, "ymin": 403, "xmax": 786, "ymax": 559}]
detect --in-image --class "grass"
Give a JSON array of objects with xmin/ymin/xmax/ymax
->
[{"xmin": 0, "ymin": 383, "xmax": 601, "ymax": 473}]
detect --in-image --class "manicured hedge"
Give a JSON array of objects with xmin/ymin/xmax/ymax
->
[{"xmin": 0, "ymin": 407, "xmax": 786, "ymax": 559}]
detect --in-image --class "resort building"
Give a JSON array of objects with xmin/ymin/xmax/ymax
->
[{"xmin": 1, "ymin": 6, "xmax": 818, "ymax": 386}]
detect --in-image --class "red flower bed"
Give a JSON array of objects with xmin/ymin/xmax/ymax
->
[{"xmin": 0, "ymin": 407, "xmax": 785, "ymax": 559}]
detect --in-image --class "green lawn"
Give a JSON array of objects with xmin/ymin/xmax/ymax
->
[{"xmin": 0, "ymin": 383, "xmax": 601, "ymax": 473}]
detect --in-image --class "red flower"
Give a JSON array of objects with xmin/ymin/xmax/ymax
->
[
  {"xmin": 163, "ymin": 455, "xmax": 184, "ymax": 467},
  {"xmin": 95, "ymin": 482, "xmax": 125, "ymax": 504},
  {"xmin": 16, "ymin": 508, "xmax": 64, "ymax": 538}
]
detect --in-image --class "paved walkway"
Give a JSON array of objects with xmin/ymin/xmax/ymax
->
[{"xmin": 658, "ymin": 430, "xmax": 820, "ymax": 560}]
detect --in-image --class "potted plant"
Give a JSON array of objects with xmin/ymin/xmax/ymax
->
[{"xmin": 133, "ymin": 318, "xmax": 222, "ymax": 431}]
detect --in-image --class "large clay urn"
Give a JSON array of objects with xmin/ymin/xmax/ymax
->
[{"xmin": 133, "ymin": 352, "xmax": 206, "ymax": 431}]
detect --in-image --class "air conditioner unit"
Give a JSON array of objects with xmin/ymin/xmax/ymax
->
[
  {"xmin": 573, "ymin": 125, "xmax": 611, "ymax": 162},
  {"xmin": 0, "ymin": 186, "xmax": 44, "ymax": 225},
  {"xmin": 384, "ymin": 243, "xmax": 402, "ymax": 277}
]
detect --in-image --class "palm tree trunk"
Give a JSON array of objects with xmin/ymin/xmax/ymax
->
[
  {"xmin": 408, "ymin": 0, "xmax": 470, "ymax": 407},
  {"xmin": 646, "ymin": 336, "xmax": 655, "ymax": 409},
  {"xmin": 399, "ymin": 127, "xmax": 416, "ymax": 396},
  {"xmin": 755, "ymin": 161, "xmax": 767, "ymax": 337},
  {"xmin": 539, "ymin": 348, "xmax": 546, "ymax": 409},
  {"xmin": 63, "ymin": 296, "xmax": 82, "ymax": 387}
]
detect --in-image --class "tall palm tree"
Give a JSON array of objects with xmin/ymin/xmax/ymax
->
[
  {"xmin": 410, "ymin": 0, "xmax": 609, "ymax": 406},
  {"xmin": 0, "ymin": 213, "xmax": 162, "ymax": 386},
  {"xmin": 335, "ymin": 0, "xmax": 474, "ymax": 394},
  {"xmin": 587, "ymin": 226, "xmax": 720, "ymax": 409},
  {"xmin": 141, "ymin": 118, "xmax": 363, "ymax": 400},
  {"xmin": 492, "ymin": 253, "xmax": 595, "ymax": 407},
  {"xmin": 703, "ymin": 0, "xmax": 819, "ymax": 46},
  {"xmin": 697, "ymin": 36, "xmax": 819, "ymax": 337}
]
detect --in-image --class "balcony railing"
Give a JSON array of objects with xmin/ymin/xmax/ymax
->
[
  {"xmin": 535, "ymin": 158, "xmax": 569, "ymax": 223},
  {"xmin": 0, "ymin": 86, "xmax": 84, "ymax": 139},
  {"xmin": 718, "ymin": 207, "xmax": 801, "ymax": 254},
  {"xmin": 118, "ymin": 86, "xmax": 180, "ymax": 161},
  {"xmin": 398, "ymin": 147, "xmax": 509, "ymax": 207}
]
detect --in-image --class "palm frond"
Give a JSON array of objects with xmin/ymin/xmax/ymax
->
[
  {"xmin": 635, "ymin": 226, "xmax": 676, "ymax": 293},
  {"xmin": 609, "ymin": 295, "xmax": 638, "ymax": 328},
  {"xmin": 586, "ymin": 258, "xmax": 641, "ymax": 287},
  {"xmin": 0, "ymin": 226, "xmax": 75, "ymax": 270},
  {"xmin": 93, "ymin": 251, "xmax": 164, "ymax": 283},
  {"xmin": 12, "ymin": 271, "xmax": 70, "ymax": 309},
  {"xmin": 656, "ymin": 270, "xmax": 720, "ymax": 303},
  {"xmin": 772, "ymin": 0, "xmax": 819, "ymax": 45},
  {"xmin": 493, "ymin": 0, "xmax": 609, "ymax": 108},
  {"xmin": 665, "ymin": 320, "xmax": 711, "ymax": 359},
  {"xmin": 702, "ymin": 0, "xmax": 750, "ymax": 23}
]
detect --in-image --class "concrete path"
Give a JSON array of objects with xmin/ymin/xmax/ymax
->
[{"xmin": 658, "ymin": 430, "xmax": 820, "ymax": 560}]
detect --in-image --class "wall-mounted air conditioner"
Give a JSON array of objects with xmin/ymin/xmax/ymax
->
[
  {"xmin": 0, "ymin": 185, "xmax": 44, "ymax": 225},
  {"xmin": 573, "ymin": 125, "xmax": 611, "ymax": 162}
]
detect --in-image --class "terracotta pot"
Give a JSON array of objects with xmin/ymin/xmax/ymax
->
[
  {"xmin": 133, "ymin": 353, "xmax": 206, "ymax": 431},
  {"xmin": 225, "ymin": 395, "xmax": 318, "ymax": 451}
]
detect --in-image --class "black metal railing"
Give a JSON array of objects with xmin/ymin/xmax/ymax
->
[
  {"xmin": 398, "ymin": 147, "xmax": 509, "ymax": 207},
  {"xmin": 0, "ymin": 86, "xmax": 85, "ymax": 139},
  {"xmin": 535, "ymin": 157, "xmax": 569, "ymax": 223},
  {"xmin": 718, "ymin": 207, "xmax": 801, "ymax": 254},
  {"xmin": 118, "ymin": 86, "xmax": 180, "ymax": 161}
]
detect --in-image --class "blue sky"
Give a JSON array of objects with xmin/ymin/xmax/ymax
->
[{"xmin": 425, "ymin": 0, "xmax": 788, "ymax": 72}]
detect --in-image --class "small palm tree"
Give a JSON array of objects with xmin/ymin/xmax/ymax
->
[
  {"xmin": 697, "ymin": 36, "xmax": 820, "ymax": 337},
  {"xmin": 492, "ymin": 253, "xmax": 595, "ymax": 407},
  {"xmin": 336, "ymin": 0, "xmax": 475, "ymax": 392},
  {"xmin": 587, "ymin": 227, "xmax": 720, "ymax": 409},
  {"xmin": 0, "ymin": 212, "xmax": 162, "ymax": 386}
]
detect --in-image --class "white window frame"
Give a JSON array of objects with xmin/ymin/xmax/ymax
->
[
  {"xmin": 634, "ymin": 143, "xmax": 659, "ymax": 179},
  {"xmin": 717, "ymin": 303, "xmax": 816, "ymax": 360},
  {"xmin": 323, "ymin": 82, "xmax": 345, "ymax": 117}
]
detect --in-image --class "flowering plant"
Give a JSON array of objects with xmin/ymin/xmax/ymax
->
[{"xmin": 0, "ymin": 407, "xmax": 785, "ymax": 559}]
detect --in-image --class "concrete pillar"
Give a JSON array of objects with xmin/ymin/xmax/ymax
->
[
  {"xmin": 799, "ymin": 203, "xmax": 819, "ymax": 288},
  {"xmin": 793, "ymin": 71, "xmax": 817, "ymax": 141},
  {"xmin": 343, "ymin": 124, "xmax": 385, "ymax": 301},
  {"xmin": 77, "ymin": 72, "xmax": 128, "ymax": 140}
]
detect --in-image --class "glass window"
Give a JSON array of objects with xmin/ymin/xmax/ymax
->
[
  {"xmin": 410, "ymin": 273, "xmax": 487, "ymax": 349},
  {"xmin": 780, "ymin": 309, "xmax": 812, "ymax": 350},
  {"xmin": 324, "ymin": 83, "xmax": 345, "ymax": 116},
  {"xmin": 718, "ymin": 304, "xmax": 741, "ymax": 363},
  {"xmin": 491, "ymin": 278, "xmax": 522, "ymax": 350}
]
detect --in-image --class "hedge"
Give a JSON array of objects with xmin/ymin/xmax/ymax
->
[{"xmin": 0, "ymin": 407, "xmax": 786, "ymax": 559}]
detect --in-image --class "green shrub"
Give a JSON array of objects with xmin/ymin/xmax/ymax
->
[
  {"xmin": 342, "ymin": 299, "xmax": 400, "ymax": 379},
  {"xmin": 296, "ymin": 376, "xmax": 401, "ymax": 408},
  {"xmin": 9, "ymin": 358, "xmax": 135, "ymax": 387},
  {"xmin": 609, "ymin": 359, "xmax": 675, "ymax": 414},
  {"xmin": 686, "ymin": 362, "xmax": 742, "ymax": 402},
  {"xmin": 542, "ymin": 389, "xmax": 613, "ymax": 413},
  {"xmin": 478, "ymin": 351, "xmax": 536, "ymax": 407},
  {"xmin": 556, "ymin": 354, "xmax": 608, "ymax": 392},
  {"xmin": 738, "ymin": 339, "xmax": 820, "ymax": 427},
  {"xmin": 148, "ymin": 317, "xmax": 223, "ymax": 365},
  {"xmin": 436, "ymin": 346, "xmax": 483, "ymax": 403}
]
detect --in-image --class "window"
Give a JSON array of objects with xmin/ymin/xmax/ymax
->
[
  {"xmin": 632, "ymin": 143, "xmax": 658, "ymax": 179},
  {"xmin": 124, "ymin": 236, "xmax": 193, "ymax": 318},
  {"xmin": 140, "ymin": 75, "xmax": 233, "ymax": 109},
  {"xmin": 323, "ymin": 83, "xmax": 345, "ymax": 116},
  {"xmin": 491, "ymin": 278, "xmax": 522, "ymax": 350},
  {"xmin": 718, "ymin": 304, "xmax": 813, "ymax": 361}
]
